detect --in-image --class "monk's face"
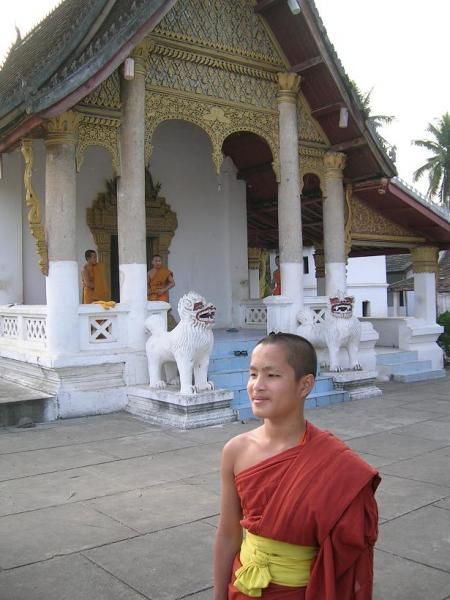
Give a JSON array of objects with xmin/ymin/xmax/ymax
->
[
  {"xmin": 152, "ymin": 256, "xmax": 162, "ymax": 269},
  {"xmin": 248, "ymin": 343, "xmax": 312, "ymax": 421},
  {"xmin": 88, "ymin": 252, "xmax": 98, "ymax": 265}
]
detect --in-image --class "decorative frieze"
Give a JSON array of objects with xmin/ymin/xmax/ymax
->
[
  {"xmin": 77, "ymin": 115, "xmax": 120, "ymax": 173},
  {"xmin": 145, "ymin": 88, "xmax": 280, "ymax": 179}
]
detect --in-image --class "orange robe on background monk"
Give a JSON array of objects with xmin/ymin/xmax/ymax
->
[
  {"xmin": 229, "ymin": 422, "xmax": 380, "ymax": 599},
  {"xmin": 148, "ymin": 266, "xmax": 173, "ymax": 302},
  {"xmin": 82, "ymin": 263, "xmax": 109, "ymax": 304},
  {"xmin": 272, "ymin": 269, "xmax": 281, "ymax": 295}
]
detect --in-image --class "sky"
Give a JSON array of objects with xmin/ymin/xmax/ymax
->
[{"xmin": 0, "ymin": 0, "xmax": 448, "ymax": 197}]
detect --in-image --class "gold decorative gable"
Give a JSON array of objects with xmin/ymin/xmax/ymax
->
[
  {"xmin": 154, "ymin": 0, "xmax": 284, "ymax": 66},
  {"xmin": 146, "ymin": 49, "xmax": 279, "ymax": 110},
  {"xmin": 80, "ymin": 72, "xmax": 120, "ymax": 110},
  {"xmin": 297, "ymin": 97, "xmax": 328, "ymax": 146},
  {"xmin": 351, "ymin": 194, "xmax": 424, "ymax": 242}
]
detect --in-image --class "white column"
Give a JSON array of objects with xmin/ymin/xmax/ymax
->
[
  {"xmin": 118, "ymin": 49, "xmax": 147, "ymax": 350},
  {"xmin": 277, "ymin": 73, "xmax": 303, "ymax": 331},
  {"xmin": 44, "ymin": 111, "xmax": 80, "ymax": 357},
  {"xmin": 323, "ymin": 152, "xmax": 347, "ymax": 297},
  {"xmin": 248, "ymin": 248, "xmax": 261, "ymax": 299},
  {"xmin": 411, "ymin": 246, "xmax": 439, "ymax": 323},
  {"xmin": 393, "ymin": 291, "xmax": 400, "ymax": 317}
]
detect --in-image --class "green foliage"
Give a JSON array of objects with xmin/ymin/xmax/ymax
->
[
  {"xmin": 412, "ymin": 113, "xmax": 450, "ymax": 206},
  {"xmin": 349, "ymin": 81, "xmax": 396, "ymax": 161},
  {"xmin": 437, "ymin": 311, "xmax": 450, "ymax": 358}
]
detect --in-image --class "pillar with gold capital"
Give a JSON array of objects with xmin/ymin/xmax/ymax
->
[
  {"xmin": 410, "ymin": 246, "xmax": 439, "ymax": 323},
  {"xmin": 118, "ymin": 45, "xmax": 149, "ymax": 350},
  {"xmin": 44, "ymin": 110, "xmax": 80, "ymax": 356},
  {"xmin": 323, "ymin": 151, "xmax": 347, "ymax": 297},
  {"xmin": 277, "ymin": 72, "xmax": 303, "ymax": 331}
]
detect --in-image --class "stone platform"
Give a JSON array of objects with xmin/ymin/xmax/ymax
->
[
  {"xmin": 126, "ymin": 385, "xmax": 236, "ymax": 429},
  {"xmin": 323, "ymin": 370, "xmax": 382, "ymax": 401}
]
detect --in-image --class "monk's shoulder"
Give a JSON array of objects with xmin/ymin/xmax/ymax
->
[{"xmin": 223, "ymin": 427, "xmax": 262, "ymax": 458}]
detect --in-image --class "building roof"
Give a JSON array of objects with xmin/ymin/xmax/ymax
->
[
  {"xmin": 389, "ymin": 251, "xmax": 450, "ymax": 293},
  {"xmin": 386, "ymin": 254, "xmax": 412, "ymax": 274},
  {"xmin": 0, "ymin": 0, "xmax": 176, "ymax": 148}
]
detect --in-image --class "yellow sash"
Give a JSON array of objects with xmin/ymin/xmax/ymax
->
[{"xmin": 234, "ymin": 531, "xmax": 318, "ymax": 597}]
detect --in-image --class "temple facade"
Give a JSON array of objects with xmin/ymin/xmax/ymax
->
[{"xmin": 0, "ymin": 0, "xmax": 449, "ymax": 419}]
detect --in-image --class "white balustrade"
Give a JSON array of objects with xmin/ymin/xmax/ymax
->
[
  {"xmin": 240, "ymin": 301, "xmax": 267, "ymax": 328},
  {"xmin": 0, "ymin": 305, "xmax": 48, "ymax": 349}
]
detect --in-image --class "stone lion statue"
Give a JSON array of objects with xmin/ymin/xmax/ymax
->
[
  {"xmin": 145, "ymin": 291, "xmax": 216, "ymax": 394},
  {"xmin": 296, "ymin": 293, "xmax": 362, "ymax": 372}
]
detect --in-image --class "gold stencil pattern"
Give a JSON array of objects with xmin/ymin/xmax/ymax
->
[
  {"xmin": 145, "ymin": 88, "xmax": 280, "ymax": 179},
  {"xmin": 146, "ymin": 53, "xmax": 278, "ymax": 110},
  {"xmin": 352, "ymin": 195, "xmax": 417, "ymax": 238},
  {"xmin": 154, "ymin": 0, "xmax": 283, "ymax": 65},
  {"xmin": 77, "ymin": 115, "xmax": 120, "ymax": 174},
  {"xmin": 21, "ymin": 140, "xmax": 48, "ymax": 276}
]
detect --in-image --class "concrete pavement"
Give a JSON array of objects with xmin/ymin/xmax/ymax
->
[{"xmin": 0, "ymin": 374, "xmax": 449, "ymax": 599}]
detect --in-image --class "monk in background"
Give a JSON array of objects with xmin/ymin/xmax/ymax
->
[
  {"xmin": 81, "ymin": 249, "xmax": 108, "ymax": 303},
  {"xmin": 147, "ymin": 254, "xmax": 175, "ymax": 302},
  {"xmin": 214, "ymin": 333, "xmax": 380, "ymax": 599},
  {"xmin": 272, "ymin": 254, "xmax": 281, "ymax": 295}
]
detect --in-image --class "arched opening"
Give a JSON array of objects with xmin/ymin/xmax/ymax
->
[{"xmin": 222, "ymin": 131, "xmax": 277, "ymax": 250}]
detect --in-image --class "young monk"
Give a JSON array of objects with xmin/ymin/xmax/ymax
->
[
  {"xmin": 214, "ymin": 333, "xmax": 380, "ymax": 599},
  {"xmin": 147, "ymin": 254, "xmax": 175, "ymax": 302},
  {"xmin": 81, "ymin": 249, "xmax": 108, "ymax": 303},
  {"xmin": 272, "ymin": 255, "xmax": 281, "ymax": 295}
]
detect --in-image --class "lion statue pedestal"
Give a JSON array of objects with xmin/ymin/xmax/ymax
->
[
  {"xmin": 297, "ymin": 293, "xmax": 382, "ymax": 400},
  {"xmin": 126, "ymin": 292, "xmax": 236, "ymax": 429}
]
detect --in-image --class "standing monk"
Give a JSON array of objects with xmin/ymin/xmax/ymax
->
[
  {"xmin": 214, "ymin": 333, "xmax": 380, "ymax": 599},
  {"xmin": 147, "ymin": 254, "xmax": 175, "ymax": 302},
  {"xmin": 272, "ymin": 255, "xmax": 281, "ymax": 295},
  {"xmin": 81, "ymin": 250, "xmax": 108, "ymax": 303}
]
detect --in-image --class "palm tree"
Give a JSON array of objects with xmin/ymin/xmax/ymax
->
[
  {"xmin": 350, "ymin": 82, "xmax": 396, "ymax": 161},
  {"xmin": 412, "ymin": 113, "xmax": 450, "ymax": 206}
]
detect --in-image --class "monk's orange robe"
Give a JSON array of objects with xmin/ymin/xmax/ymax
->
[
  {"xmin": 148, "ymin": 266, "xmax": 173, "ymax": 302},
  {"xmin": 272, "ymin": 269, "xmax": 281, "ymax": 295},
  {"xmin": 82, "ymin": 263, "xmax": 109, "ymax": 304},
  {"xmin": 228, "ymin": 422, "xmax": 380, "ymax": 599}
]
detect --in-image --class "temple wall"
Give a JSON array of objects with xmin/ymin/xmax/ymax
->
[
  {"xmin": 347, "ymin": 255, "xmax": 388, "ymax": 318},
  {"xmin": 0, "ymin": 149, "xmax": 23, "ymax": 304},
  {"xmin": 149, "ymin": 120, "xmax": 247, "ymax": 328}
]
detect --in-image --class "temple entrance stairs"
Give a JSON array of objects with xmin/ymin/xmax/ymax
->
[
  {"xmin": 208, "ymin": 330, "xmax": 348, "ymax": 421},
  {"xmin": 376, "ymin": 350, "xmax": 446, "ymax": 383}
]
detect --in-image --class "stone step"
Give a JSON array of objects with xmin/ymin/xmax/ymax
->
[
  {"xmin": 376, "ymin": 351, "xmax": 418, "ymax": 365},
  {"xmin": 388, "ymin": 360, "xmax": 433, "ymax": 375},
  {"xmin": 210, "ymin": 354, "xmax": 250, "ymax": 371},
  {"xmin": 306, "ymin": 389, "xmax": 349, "ymax": 408},
  {"xmin": 392, "ymin": 369, "xmax": 446, "ymax": 383},
  {"xmin": 211, "ymin": 337, "xmax": 260, "ymax": 359}
]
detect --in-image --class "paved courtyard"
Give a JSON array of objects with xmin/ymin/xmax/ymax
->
[{"xmin": 0, "ymin": 375, "xmax": 449, "ymax": 599}]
